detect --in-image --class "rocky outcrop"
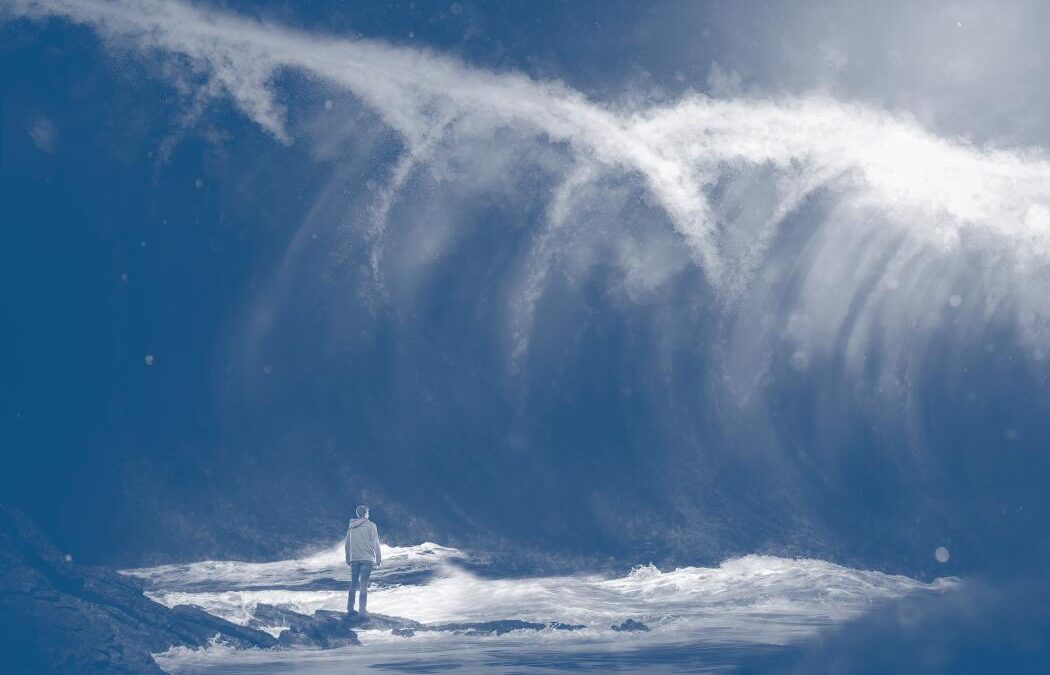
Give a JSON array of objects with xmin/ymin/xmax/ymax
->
[
  {"xmin": 611, "ymin": 618, "xmax": 650, "ymax": 632},
  {"xmin": 0, "ymin": 506, "xmax": 276, "ymax": 675},
  {"xmin": 340, "ymin": 610, "xmax": 423, "ymax": 632},
  {"xmin": 251, "ymin": 603, "xmax": 585, "ymax": 646},
  {"xmin": 430, "ymin": 619, "xmax": 586, "ymax": 636},
  {"xmin": 341, "ymin": 610, "xmax": 585, "ymax": 637},
  {"xmin": 250, "ymin": 604, "xmax": 362, "ymax": 648}
]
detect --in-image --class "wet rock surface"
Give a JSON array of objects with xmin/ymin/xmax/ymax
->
[
  {"xmin": 252, "ymin": 605, "xmax": 361, "ymax": 648},
  {"xmin": 250, "ymin": 604, "xmax": 585, "ymax": 645},
  {"xmin": 431, "ymin": 619, "xmax": 586, "ymax": 636},
  {"xmin": 0, "ymin": 506, "xmax": 276, "ymax": 675},
  {"xmin": 340, "ymin": 610, "xmax": 424, "ymax": 631},
  {"xmin": 611, "ymin": 618, "xmax": 650, "ymax": 632}
]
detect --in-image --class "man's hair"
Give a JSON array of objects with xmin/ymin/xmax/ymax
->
[{"xmin": 356, "ymin": 505, "xmax": 369, "ymax": 518}]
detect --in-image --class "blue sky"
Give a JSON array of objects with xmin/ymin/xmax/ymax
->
[{"xmin": 3, "ymin": 1, "xmax": 1050, "ymax": 584}]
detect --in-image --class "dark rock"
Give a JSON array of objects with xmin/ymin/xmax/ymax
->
[
  {"xmin": 340, "ymin": 611, "xmax": 423, "ymax": 631},
  {"xmin": 546, "ymin": 621, "xmax": 588, "ymax": 634},
  {"xmin": 611, "ymin": 619, "xmax": 650, "ymax": 632},
  {"xmin": 275, "ymin": 623, "xmax": 360, "ymax": 649},
  {"xmin": 168, "ymin": 604, "xmax": 276, "ymax": 649},
  {"xmin": 429, "ymin": 619, "xmax": 583, "ymax": 636},
  {"xmin": 253, "ymin": 605, "xmax": 360, "ymax": 648},
  {"xmin": 275, "ymin": 629, "xmax": 320, "ymax": 648},
  {"xmin": 0, "ymin": 505, "xmax": 276, "ymax": 675},
  {"xmin": 252, "ymin": 606, "xmax": 432, "ymax": 647},
  {"xmin": 251, "ymin": 602, "xmax": 588, "ymax": 646},
  {"xmin": 252, "ymin": 603, "xmax": 319, "ymax": 631},
  {"xmin": 251, "ymin": 604, "xmax": 582, "ymax": 645}
]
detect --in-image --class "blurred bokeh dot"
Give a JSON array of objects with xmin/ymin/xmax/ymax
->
[
  {"xmin": 895, "ymin": 600, "xmax": 922, "ymax": 627},
  {"xmin": 935, "ymin": 546, "xmax": 950, "ymax": 563}
]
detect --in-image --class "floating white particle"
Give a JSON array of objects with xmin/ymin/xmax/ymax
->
[
  {"xmin": 64, "ymin": 554, "xmax": 73, "ymax": 563},
  {"xmin": 790, "ymin": 351, "xmax": 809, "ymax": 371},
  {"xmin": 263, "ymin": 365, "xmax": 273, "ymax": 375},
  {"xmin": 935, "ymin": 546, "xmax": 950, "ymax": 563},
  {"xmin": 29, "ymin": 116, "xmax": 57, "ymax": 154},
  {"xmin": 120, "ymin": 272, "xmax": 128, "ymax": 283},
  {"xmin": 144, "ymin": 354, "xmax": 155, "ymax": 366},
  {"xmin": 895, "ymin": 600, "xmax": 922, "ymax": 627},
  {"xmin": 948, "ymin": 294, "xmax": 962, "ymax": 307},
  {"xmin": 324, "ymin": 100, "xmax": 333, "ymax": 110},
  {"xmin": 195, "ymin": 178, "xmax": 203, "ymax": 189}
]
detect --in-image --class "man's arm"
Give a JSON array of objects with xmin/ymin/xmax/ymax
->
[
  {"xmin": 344, "ymin": 523, "xmax": 353, "ymax": 565},
  {"xmin": 372, "ymin": 524, "xmax": 382, "ymax": 567}
]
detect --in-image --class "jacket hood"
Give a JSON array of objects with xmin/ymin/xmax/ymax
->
[{"xmin": 349, "ymin": 518, "xmax": 370, "ymax": 528}]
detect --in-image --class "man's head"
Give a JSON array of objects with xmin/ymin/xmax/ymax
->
[{"xmin": 356, "ymin": 505, "xmax": 369, "ymax": 519}]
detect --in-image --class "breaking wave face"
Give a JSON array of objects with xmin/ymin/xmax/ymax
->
[
  {"xmin": 129, "ymin": 543, "xmax": 957, "ymax": 672},
  {"xmin": 16, "ymin": 1, "xmax": 1050, "ymax": 570}
]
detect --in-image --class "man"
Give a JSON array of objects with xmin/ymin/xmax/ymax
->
[{"xmin": 345, "ymin": 505, "xmax": 382, "ymax": 617}]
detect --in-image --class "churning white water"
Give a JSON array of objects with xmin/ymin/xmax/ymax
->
[{"xmin": 124, "ymin": 542, "xmax": 957, "ymax": 674}]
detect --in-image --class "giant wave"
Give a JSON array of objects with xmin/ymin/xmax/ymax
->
[{"xmin": 10, "ymin": 0, "xmax": 1050, "ymax": 582}]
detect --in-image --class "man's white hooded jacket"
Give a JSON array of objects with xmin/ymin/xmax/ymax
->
[{"xmin": 345, "ymin": 517, "xmax": 382, "ymax": 565}]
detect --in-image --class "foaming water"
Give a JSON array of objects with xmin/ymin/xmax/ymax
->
[
  {"xmin": 128, "ymin": 543, "xmax": 957, "ymax": 673},
  {"xmin": 124, "ymin": 542, "xmax": 459, "ymax": 593},
  {"xmin": 17, "ymin": 0, "xmax": 1050, "ymax": 367}
]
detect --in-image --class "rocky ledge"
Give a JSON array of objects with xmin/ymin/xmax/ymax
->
[
  {"xmin": 0, "ymin": 506, "xmax": 626, "ymax": 673},
  {"xmin": 0, "ymin": 506, "xmax": 276, "ymax": 675},
  {"xmin": 251, "ymin": 602, "xmax": 585, "ymax": 647}
]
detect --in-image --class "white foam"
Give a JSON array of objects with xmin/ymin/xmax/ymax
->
[
  {"xmin": 139, "ymin": 545, "xmax": 958, "ymax": 673},
  {"xmin": 123, "ymin": 541, "xmax": 458, "ymax": 592},
  {"xmin": 131, "ymin": 545, "xmax": 956, "ymax": 651},
  {"xmin": 16, "ymin": 0, "xmax": 1050, "ymax": 399}
]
